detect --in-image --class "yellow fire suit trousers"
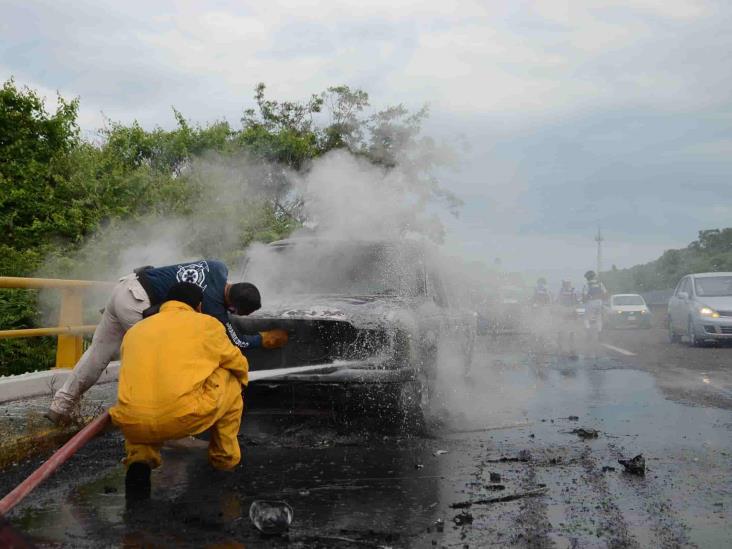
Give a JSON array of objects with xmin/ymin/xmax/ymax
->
[{"xmin": 113, "ymin": 368, "xmax": 244, "ymax": 471}]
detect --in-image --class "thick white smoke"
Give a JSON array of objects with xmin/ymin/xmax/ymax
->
[
  {"xmin": 37, "ymin": 141, "xmax": 542, "ymax": 429},
  {"xmin": 295, "ymin": 150, "xmax": 445, "ymax": 243}
]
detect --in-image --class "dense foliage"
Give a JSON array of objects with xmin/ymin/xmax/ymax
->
[
  {"xmin": 602, "ymin": 229, "xmax": 732, "ymax": 293},
  {"xmin": 0, "ymin": 79, "xmax": 455, "ymax": 374}
]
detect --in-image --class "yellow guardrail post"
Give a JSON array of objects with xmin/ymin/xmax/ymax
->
[
  {"xmin": 56, "ymin": 288, "xmax": 84, "ymax": 368},
  {"xmin": 0, "ymin": 277, "xmax": 114, "ymax": 370}
]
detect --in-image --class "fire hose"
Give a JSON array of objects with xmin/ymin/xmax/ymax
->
[{"xmin": 0, "ymin": 410, "xmax": 111, "ymax": 517}]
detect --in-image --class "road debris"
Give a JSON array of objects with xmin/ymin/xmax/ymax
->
[
  {"xmin": 489, "ymin": 472, "xmax": 501, "ymax": 482},
  {"xmin": 618, "ymin": 454, "xmax": 646, "ymax": 476},
  {"xmin": 249, "ymin": 500, "xmax": 294, "ymax": 534},
  {"xmin": 450, "ymin": 487, "xmax": 549, "ymax": 509},
  {"xmin": 433, "ymin": 450, "xmax": 448, "ymax": 456},
  {"xmin": 571, "ymin": 428, "xmax": 599, "ymax": 439},
  {"xmin": 485, "ymin": 450, "xmax": 531, "ymax": 463},
  {"xmin": 485, "ymin": 484, "xmax": 506, "ymax": 491},
  {"xmin": 601, "ymin": 466, "xmax": 616, "ymax": 473},
  {"xmin": 452, "ymin": 511, "xmax": 473, "ymax": 526}
]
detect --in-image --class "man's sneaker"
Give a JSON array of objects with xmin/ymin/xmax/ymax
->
[
  {"xmin": 125, "ymin": 462, "xmax": 151, "ymax": 501},
  {"xmin": 44, "ymin": 409, "xmax": 71, "ymax": 427}
]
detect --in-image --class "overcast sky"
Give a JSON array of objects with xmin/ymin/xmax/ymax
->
[{"xmin": 2, "ymin": 0, "xmax": 731, "ymax": 282}]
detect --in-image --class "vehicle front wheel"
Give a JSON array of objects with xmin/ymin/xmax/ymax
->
[
  {"xmin": 687, "ymin": 317, "xmax": 700, "ymax": 347},
  {"xmin": 668, "ymin": 320, "xmax": 680, "ymax": 343}
]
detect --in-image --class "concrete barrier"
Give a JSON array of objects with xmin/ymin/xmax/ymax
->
[{"xmin": 0, "ymin": 363, "xmax": 120, "ymax": 404}]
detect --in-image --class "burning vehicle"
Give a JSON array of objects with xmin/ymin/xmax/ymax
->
[{"xmin": 230, "ymin": 237, "xmax": 477, "ymax": 427}]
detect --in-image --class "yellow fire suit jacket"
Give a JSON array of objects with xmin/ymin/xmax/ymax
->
[{"xmin": 110, "ymin": 300, "xmax": 248, "ymax": 427}]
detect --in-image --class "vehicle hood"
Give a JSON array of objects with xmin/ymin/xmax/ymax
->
[
  {"xmin": 253, "ymin": 294, "xmax": 420, "ymax": 329},
  {"xmin": 694, "ymin": 296, "xmax": 732, "ymax": 311}
]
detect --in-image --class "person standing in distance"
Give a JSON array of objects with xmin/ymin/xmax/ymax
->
[{"xmin": 582, "ymin": 270, "xmax": 608, "ymax": 332}]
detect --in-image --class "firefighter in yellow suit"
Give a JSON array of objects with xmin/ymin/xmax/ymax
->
[{"xmin": 110, "ymin": 282, "xmax": 248, "ymax": 499}]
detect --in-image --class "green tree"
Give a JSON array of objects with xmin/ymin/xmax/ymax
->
[
  {"xmin": 0, "ymin": 79, "xmax": 82, "ymax": 374},
  {"xmin": 0, "ymin": 79, "xmax": 82, "ymax": 270},
  {"xmin": 602, "ymin": 227, "xmax": 732, "ymax": 294},
  {"xmin": 240, "ymin": 83, "xmax": 462, "ymax": 223}
]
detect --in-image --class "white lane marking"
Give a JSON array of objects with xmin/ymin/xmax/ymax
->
[{"xmin": 600, "ymin": 343, "xmax": 637, "ymax": 356}]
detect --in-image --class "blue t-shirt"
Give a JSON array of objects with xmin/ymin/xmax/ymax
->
[{"xmin": 137, "ymin": 259, "xmax": 261, "ymax": 351}]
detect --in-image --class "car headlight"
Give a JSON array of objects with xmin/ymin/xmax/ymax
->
[
  {"xmin": 616, "ymin": 310, "xmax": 623, "ymax": 314},
  {"xmin": 640, "ymin": 309, "xmax": 648, "ymax": 314},
  {"xmin": 699, "ymin": 306, "xmax": 720, "ymax": 318}
]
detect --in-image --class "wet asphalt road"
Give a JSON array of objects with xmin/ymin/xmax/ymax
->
[
  {"xmin": 3, "ymin": 321, "xmax": 732, "ymax": 548},
  {"xmin": 599, "ymin": 319, "xmax": 732, "ymax": 411}
]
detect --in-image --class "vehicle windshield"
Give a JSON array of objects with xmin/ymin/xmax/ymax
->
[
  {"xmin": 243, "ymin": 241, "xmax": 426, "ymax": 297},
  {"xmin": 694, "ymin": 276, "xmax": 732, "ymax": 297},
  {"xmin": 612, "ymin": 295, "xmax": 645, "ymax": 306}
]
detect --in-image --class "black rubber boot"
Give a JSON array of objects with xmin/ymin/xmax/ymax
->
[{"xmin": 125, "ymin": 462, "xmax": 151, "ymax": 502}]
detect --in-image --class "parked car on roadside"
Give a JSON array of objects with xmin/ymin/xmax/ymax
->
[
  {"xmin": 603, "ymin": 294, "xmax": 651, "ymax": 329},
  {"xmin": 667, "ymin": 272, "xmax": 732, "ymax": 346}
]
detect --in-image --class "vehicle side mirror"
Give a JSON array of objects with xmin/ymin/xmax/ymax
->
[{"xmin": 678, "ymin": 291, "xmax": 689, "ymax": 300}]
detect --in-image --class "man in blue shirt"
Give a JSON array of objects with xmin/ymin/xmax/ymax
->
[{"xmin": 46, "ymin": 259, "xmax": 287, "ymax": 425}]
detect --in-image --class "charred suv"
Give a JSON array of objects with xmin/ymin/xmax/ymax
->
[{"xmin": 230, "ymin": 238, "xmax": 476, "ymax": 427}]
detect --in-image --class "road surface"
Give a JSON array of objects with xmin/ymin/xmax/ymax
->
[{"xmin": 1, "ymin": 321, "xmax": 731, "ymax": 547}]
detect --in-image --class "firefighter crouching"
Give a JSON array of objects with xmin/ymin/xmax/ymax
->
[{"xmin": 110, "ymin": 282, "xmax": 248, "ymax": 499}]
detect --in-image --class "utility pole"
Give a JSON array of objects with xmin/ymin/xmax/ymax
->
[{"xmin": 595, "ymin": 227, "xmax": 604, "ymax": 278}]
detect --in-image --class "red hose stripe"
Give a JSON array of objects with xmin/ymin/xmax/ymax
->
[{"xmin": 0, "ymin": 411, "xmax": 110, "ymax": 516}]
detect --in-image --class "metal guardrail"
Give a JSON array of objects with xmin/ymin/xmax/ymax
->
[{"xmin": 0, "ymin": 277, "xmax": 114, "ymax": 368}]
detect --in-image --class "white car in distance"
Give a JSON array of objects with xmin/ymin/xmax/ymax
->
[{"xmin": 604, "ymin": 294, "xmax": 652, "ymax": 329}]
